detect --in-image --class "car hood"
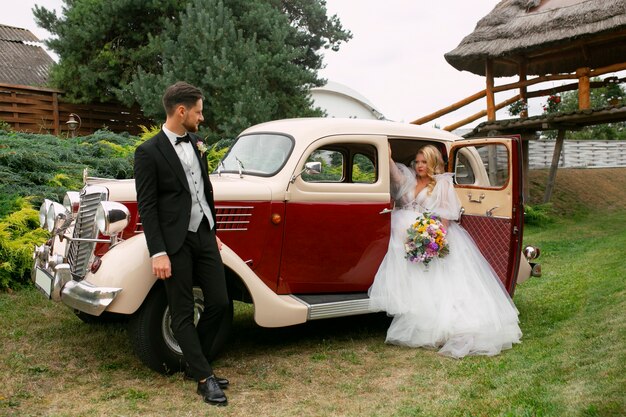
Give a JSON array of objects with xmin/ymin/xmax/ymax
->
[{"xmin": 211, "ymin": 174, "xmax": 275, "ymax": 201}]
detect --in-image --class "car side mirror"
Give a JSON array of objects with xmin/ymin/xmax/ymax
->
[
  {"xmin": 304, "ymin": 161, "xmax": 321, "ymax": 175},
  {"xmin": 291, "ymin": 161, "xmax": 322, "ymax": 183}
]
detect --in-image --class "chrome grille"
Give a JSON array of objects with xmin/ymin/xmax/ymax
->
[
  {"xmin": 67, "ymin": 186, "xmax": 108, "ymax": 279},
  {"xmin": 216, "ymin": 206, "xmax": 253, "ymax": 231}
]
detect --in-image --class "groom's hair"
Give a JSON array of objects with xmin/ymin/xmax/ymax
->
[{"xmin": 162, "ymin": 82, "xmax": 203, "ymax": 115}]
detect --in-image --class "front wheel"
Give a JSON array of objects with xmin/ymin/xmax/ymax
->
[{"xmin": 128, "ymin": 283, "xmax": 233, "ymax": 374}]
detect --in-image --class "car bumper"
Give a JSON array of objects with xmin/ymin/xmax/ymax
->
[{"xmin": 32, "ymin": 263, "xmax": 122, "ymax": 316}]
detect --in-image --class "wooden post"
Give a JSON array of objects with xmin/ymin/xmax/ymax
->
[
  {"xmin": 519, "ymin": 61, "xmax": 528, "ymax": 117},
  {"xmin": 485, "ymin": 60, "xmax": 496, "ymax": 121},
  {"xmin": 576, "ymin": 67, "xmax": 591, "ymax": 110},
  {"xmin": 519, "ymin": 61, "xmax": 527, "ymax": 102},
  {"xmin": 520, "ymin": 132, "xmax": 533, "ymax": 202},
  {"xmin": 52, "ymin": 92, "xmax": 60, "ymax": 136},
  {"xmin": 543, "ymin": 130, "xmax": 566, "ymax": 203}
]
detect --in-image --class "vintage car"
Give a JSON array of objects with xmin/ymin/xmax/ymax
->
[{"xmin": 32, "ymin": 118, "xmax": 540, "ymax": 374}]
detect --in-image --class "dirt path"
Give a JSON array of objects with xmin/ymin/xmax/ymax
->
[{"xmin": 527, "ymin": 168, "xmax": 626, "ymax": 215}]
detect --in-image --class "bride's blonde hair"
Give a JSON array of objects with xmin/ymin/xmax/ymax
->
[{"xmin": 416, "ymin": 145, "xmax": 444, "ymax": 195}]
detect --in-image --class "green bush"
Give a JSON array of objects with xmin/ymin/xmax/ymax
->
[
  {"xmin": 0, "ymin": 129, "xmax": 141, "ymax": 218},
  {"xmin": 0, "ymin": 127, "xmax": 233, "ymax": 290},
  {"xmin": 524, "ymin": 203, "xmax": 554, "ymax": 226},
  {"xmin": 0, "ymin": 199, "xmax": 48, "ymax": 290}
]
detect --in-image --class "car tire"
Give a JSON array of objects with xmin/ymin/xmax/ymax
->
[{"xmin": 128, "ymin": 283, "xmax": 233, "ymax": 375}]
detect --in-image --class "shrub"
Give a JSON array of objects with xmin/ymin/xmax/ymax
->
[
  {"xmin": 524, "ymin": 203, "xmax": 554, "ymax": 226},
  {"xmin": 0, "ymin": 199, "xmax": 48, "ymax": 290}
]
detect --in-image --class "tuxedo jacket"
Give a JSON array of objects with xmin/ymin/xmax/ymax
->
[{"xmin": 134, "ymin": 130, "xmax": 217, "ymax": 257}]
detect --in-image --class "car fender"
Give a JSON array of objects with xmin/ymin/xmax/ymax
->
[
  {"xmin": 87, "ymin": 234, "xmax": 308, "ymax": 326},
  {"xmin": 85, "ymin": 233, "xmax": 156, "ymax": 314},
  {"xmin": 220, "ymin": 245, "xmax": 308, "ymax": 328}
]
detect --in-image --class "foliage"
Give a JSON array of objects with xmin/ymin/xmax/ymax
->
[
  {"xmin": 0, "ymin": 199, "xmax": 48, "ymax": 290},
  {"xmin": 508, "ymin": 100, "xmax": 528, "ymax": 117},
  {"xmin": 33, "ymin": 0, "xmax": 184, "ymax": 104},
  {"xmin": 603, "ymin": 78, "xmax": 623, "ymax": 104},
  {"xmin": 541, "ymin": 78, "xmax": 626, "ymax": 140},
  {"xmin": 542, "ymin": 94, "xmax": 561, "ymax": 114},
  {"xmin": 0, "ymin": 130, "xmax": 140, "ymax": 218},
  {"xmin": 206, "ymin": 145, "xmax": 229, "ymax": 173},
  {"xmin": 34, "ymin": 0, "xmax": 351, "ymax": 141},
  {"xmin": 524, "ymin": 203, "xmax": 553, "ymax": 226},
  {"xmin": 129, "ymin": 0, "xmax": 343, "ymax": 143},
  {"xmin": 0, "ymin": 120, "xmax": 11, "ymax": 132}
]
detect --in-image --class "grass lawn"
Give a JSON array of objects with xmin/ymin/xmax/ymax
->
[{"xmin": 1, "ymin": 208, "xmax": 624, "ymax": 417}]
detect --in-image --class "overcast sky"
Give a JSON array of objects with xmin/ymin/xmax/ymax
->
[{"xmin": 6, "ymin": 0, "xmax": 511, "ymax": 127}]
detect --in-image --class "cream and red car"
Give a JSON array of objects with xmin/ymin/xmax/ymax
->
[{"xmin": 32, "ymin": 118, "xmax": 540, "ymax": 374}]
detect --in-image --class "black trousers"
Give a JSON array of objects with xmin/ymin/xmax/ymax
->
[{"xmin": 164, "ymin": 218, "xmax": 229, "ymax": 381}]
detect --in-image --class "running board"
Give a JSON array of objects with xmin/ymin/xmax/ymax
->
[{"xmin": 290, "ymin": 293, "xmax": 373, "ymax": 320}]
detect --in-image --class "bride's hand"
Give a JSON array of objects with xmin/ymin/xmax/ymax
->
[{"xmin": 388, "ymin": 143, "xmax": 392, "ymax": 159}]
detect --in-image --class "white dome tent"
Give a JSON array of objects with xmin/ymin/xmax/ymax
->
[{"xmin": 310, "ymin": 80, "xmax": 385, "ymax": 120}]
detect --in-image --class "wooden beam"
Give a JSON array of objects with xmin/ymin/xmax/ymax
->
[
  {"xmin": 577, "ymin": 67, "xmax": 591, "ymax": 110},
  {"xmin": 486, "ymin": 60, "xmax": 496, "ymax": 121},
  {"xmin": 543, "ymin": 129, "xmax": 566, "ymax": 203},
  {"xmin": 444, "ymin": 94, "xmax": 520, "ymax": 131},
  {"xmin": 411, "ymin": 90, "xmax": 486, "ymax": 125}
]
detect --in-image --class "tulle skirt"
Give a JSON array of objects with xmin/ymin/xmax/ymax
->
[{"xmin": 368, "ymin": 209, "xmax": 522, "ymax": 358}]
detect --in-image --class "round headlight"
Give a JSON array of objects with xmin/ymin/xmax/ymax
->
[
  {"xmin": 63, "ymin": 191, "xmax": 80, "ymax": 215},
  {"xmin": 39, "ymin": 199, "xmax": 53, "ymax": 228},
  {"xmin": 46, "ymin": 202, "xmax": 69, "ymax": 233},
  {"xmin": 96, "ymin": 201, "xmax": 130, "ymax": 236}
]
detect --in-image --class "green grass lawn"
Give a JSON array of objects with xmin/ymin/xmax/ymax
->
[{"xmin": 1, "ymin": 210, "xmax": 624, "ymax": 417}]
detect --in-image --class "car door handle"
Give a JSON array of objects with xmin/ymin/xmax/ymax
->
[
  {"xmin": 379, "ymin": 208, "xmax": 393, "ymax": 214},
  {"xmin": 468, "ymin": 192, "xmax": 485, "ymax": 203},
  {"xmin": 486, "ymin": 206, "xmax": 499, "ymax": 217}
]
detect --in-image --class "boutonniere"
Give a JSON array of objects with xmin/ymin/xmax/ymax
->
[{"xmin": 196, "ymin": 140, "xmax": 208, "ymax": 157}]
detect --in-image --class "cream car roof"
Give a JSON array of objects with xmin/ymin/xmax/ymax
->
[{"xmin": 240, "ymin": 118, "xmax": 462, "ymax": 155}]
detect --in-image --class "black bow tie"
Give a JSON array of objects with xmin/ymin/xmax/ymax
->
[{"xmin": 175, "ymin": 134, "xmax": 191, "ymax": 145}]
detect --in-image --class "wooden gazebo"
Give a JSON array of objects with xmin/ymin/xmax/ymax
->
[{"xmin": 413, "ymin": 0, "xmax": 626, "ymax": 201}]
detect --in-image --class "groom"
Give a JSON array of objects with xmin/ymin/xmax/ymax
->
[{"xmin": 134, "ymin": 81, "xmax": 230, "ymax": 406}]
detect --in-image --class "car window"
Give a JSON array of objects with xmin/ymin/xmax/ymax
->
[
  {"xmin": 219, "ymin": 134, "xmax": 293, "ymax": 176},
  {"xmin": 454, "ymin": 144, "xmax": 509, "ymax": 188},
  {"xmin": 302, "ymin": 144, "xmax": 378, "ymax": 184},
  {"xmin": 303, "ymin": 149, "xmax": 344, "ymax": 182},
  {"xmin": 353, "ymin": 153, "xmax": 376, "ymax": 184}
]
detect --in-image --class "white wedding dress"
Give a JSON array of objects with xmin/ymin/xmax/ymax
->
[{"xmin": 368, "ymin": 163, "xmax": 522, "ymax": 358}]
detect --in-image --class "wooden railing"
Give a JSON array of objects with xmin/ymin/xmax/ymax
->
[
  {"xmin": 0, "ymin": 83, "xmax": 153, "ymax": 136},
  {"xmin": 411, "ymin": 62, "xmax": 626, "ymax": 131}
]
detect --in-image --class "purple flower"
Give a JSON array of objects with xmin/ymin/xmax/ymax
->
[{"xmin": 428, "ymin": 242, "xmax": 439, "ymax": 251}]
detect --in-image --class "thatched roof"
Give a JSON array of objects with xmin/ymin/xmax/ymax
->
[
  {"xmin": 0, "ymin": 24, "xmax": 54, "ymax": 86},
  {"xmin": 445, "ymin": 0, "xmax": 626, "ymax": 77}
]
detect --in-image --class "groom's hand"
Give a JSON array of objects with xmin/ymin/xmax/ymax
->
[{"xmin": 152, "ymin": 254, "xmax": 172, "ymax": 279}]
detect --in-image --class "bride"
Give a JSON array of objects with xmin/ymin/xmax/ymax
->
[{"xmin": 368, "ymin": 144, "xmax": 522, "ymax": 358}]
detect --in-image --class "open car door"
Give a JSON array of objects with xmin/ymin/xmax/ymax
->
[{"xmin": 449, "ymin": 137, "xmax": 524, "ymax": 295}]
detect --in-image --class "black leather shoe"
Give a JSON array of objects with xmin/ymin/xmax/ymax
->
[
  {"xmin": 184, "ymin": 368, "xmax": 229, "ymax": 388},
  {"xmin": 197, "ymin": 376, "xmax": 228, "ymax": 406}
]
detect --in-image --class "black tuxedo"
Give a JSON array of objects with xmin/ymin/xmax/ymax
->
[
  {"xmin": 134, "ymin": 129, "xmax": 228, "ymax": 380},
  {"xmin": 134, "ymin": 130, "xmax": 217, "ymax": 257}
]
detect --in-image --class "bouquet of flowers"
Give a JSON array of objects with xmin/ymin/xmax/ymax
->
[{"xmin": 404, "ymin": 212, "xmax": 449, "ymax": 265}]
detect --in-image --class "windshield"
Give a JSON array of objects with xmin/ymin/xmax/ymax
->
[{"xmin": 217, "ymin": 134, "xmax": 294, "ymax": 176}]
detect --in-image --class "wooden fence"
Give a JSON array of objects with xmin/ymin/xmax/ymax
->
[
  {"xmin": 0, "ymin": 82, "xmax": 153, "ymax": 136},
  {"xmin": 528, "ymin": 140, "xmax": 626, "ymax": 169}
]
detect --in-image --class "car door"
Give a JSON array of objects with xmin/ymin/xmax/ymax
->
[
  {"xmin": 279, "ymin": 135, "xmax": 391, "ymax": 294},
  {"xmin": 449, "ymin": 137, "xmax": 524, "ymax": 294}
]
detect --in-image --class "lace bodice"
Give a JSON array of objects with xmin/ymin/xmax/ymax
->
[{"xmin": 390, "ymin": 162, "xmax": 462, "ymax": 221}]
